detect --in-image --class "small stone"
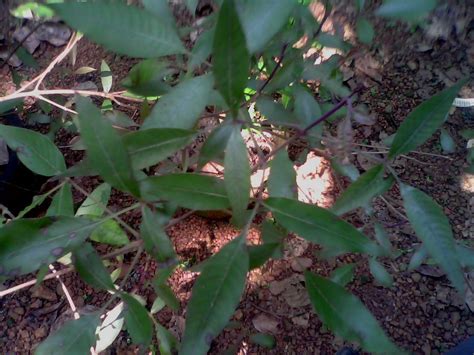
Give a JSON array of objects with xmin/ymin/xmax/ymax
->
[
  {"xmin": 234, "ymin": 309, "xmax": 243, "ymax": 320},
  {"xmin": 290, "ymin": 257, "xmax": 313, "ymax": 272},
  {"xmin": 414, "ymin": 318, "xmax": 421, "ymax": 326},
  {"xmin": 30, "ymin": 299, "xmax": 42, "ymax": 309},
  {"xmin": 407, "ymin": 60, "xmax": 418, "ymax": 71},
  {"xmin": 451, "ymin": 312, "xmax": 461, "ymax": 324},
  {"xmin": 31, "ymin": 285, "xmax": 57, "ymax": 302},
  {"xmin": 422, "ymin": 343, "xmax": 431, "ymax": 355},
  {"xmin": 384, "ymin": 104, "xmax": 393, "ymax": 114},
  {"xmin": 468, "ymin": 327, "xmax": 474, "ymax": 336},
  {"xmin": 34, "ymin": 327, "xmax": 48, "ymax": 339},
  {"xmin": 411, "ymin": 273, "xmax": 421, "ymax": 282},
  {"xmin": 13, "ymin": 307, "xmax": 25, "ymax": 315},
  {"xmin": 291, "ymin": 314, "xmax": 310, "ymax": 327},
  {"xmin": 19, "ymin": 329, "xmax": 29, "ymax": 339}
]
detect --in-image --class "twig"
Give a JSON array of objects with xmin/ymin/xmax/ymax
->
[
  {"xmin": 378, "ymin": 196, "xmax": 408, "ymax": 221},
  {"xmin": 251, "ymin": 89, "xmax": 360, "ymax": 174},
  {"xmin": 258, "ymin": 43, "xmax": 288, "ymax": 94},
  {"xmin": 49, "ymin": 264, "xmax": 79, "ymax": 319}
]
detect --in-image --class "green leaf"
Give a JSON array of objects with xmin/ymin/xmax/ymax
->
[
  {"xmin": 154, "ymin": 277, "xmax": 180, "ymax": 312},
  {"xmin": 248, "ymin": 243, "xmax": 281, "ymax": 270},
  {"xmin": 374, "ymin": 222, "xmax": 393, "ymax": 257},
  {"xmin": 356, "ymin": 17, "xmax": 375, "ymax": 44},
  {"xmin": 330, "ymin": 158, "xmax": 360, "ymax": 182},
  {"xmin": 400, "ymin": 183, "xmax": 464, "ymax": 293},
  {"xmin": 256, "ymin": 97, "xmax": 296, "ymax": 127},
  {"xmin": 122, "ymin": 59, "xmax": 171, "ymax": 97},
  {"xmin": 375, "ymin": 0, "xmax": 437, "ymax": 21},
  {"xmin": 16, "ymin": 192, "xmax": 50, "ymax": 219},
  {"xmin": 73, "ymin": 242, "xmax": 115, "ymax": 290},
  {"xmin": 151, "ymin": 297, "xmax": 165, "ymax": 314},
  {"xmin": 0, "ymin": 217, "xmax": 95, "ymax": 278},
  {"xmin": 122, "ymin": 293, "xmax": 153, "ymax": 348},
  {"xmin": 0, "ymin": 124, "xmax": 65, "ymax": 176},
  {"xmin": 389, "ymin": 79, "xmax": 466, "ymax": 158},
  {"xmin": 0, "ymin": 98, "xmax": 22, "ymax": 114},
  {"xmin": 268, "ymin": 150, "xmax": 297, "ymax": 199},
  {"xmin": 213, "ymin": 0, "xmax": 250, "ymax": 115},
  {"xmin": 369, "ymin": 258, "xmax": 393, "ymax": 287},
  {"xmin": 294, "ymin": 84, "xmax": 322, "ymax": 135},
  {"xmin": 198, "ymin": 122, "xmax": 233, "ymax": 168},
  {"xmin": 100, "ymin": 60, "xmax": 113, "ymax": 93},
  {"xmin": 330, "ymin": 264, "xmax": 355, "ymax": 287},
  {"xmin": 50, "ymin": 1, "xmax": 185, "ymax": 58},
  {"xmin": 142, "ymin": 0, "xmax": 177, "ymax": 29},
  {"xmin": 140, "ymin": 206, "xmax": 176, "ymax": 264},
  {"xmin": 95, "ymin": 302, "xmax": 124, "ymax": 353},
  {"xmin": 123, "ymin": 128, "xmax": 194, "ymax": 170},
  {"xmin": 224, "ymin": 126, "xmax": 251, "ymax": 227},
  {"xmin": 189, "ymin": 29, "xmax": 215, "ymax": 70},
  {"xmin": 156, "ymin": 322, "xmax": 178, "ymax": 355},
  {"xmin": 141, "ymin": 74, "xmax": 213, "ymax": 130},
  {"xmin": 90, "ymin": 219, "xmax": 129, "ymax": 246},
  {"xmin": 35, "ymin": 314, "xmax": 100, "ymax": 355},
  {"xmin": 76, "ymin": 183, "xmax": 111, "ymax": 217},
  {"xmin": 47, "ymin": 183, "xmax": 74, "ymax": 217},
  {"xmin": 185, "ymin": 0, "xmax": 199, "ymax": 14},
  {"xmin": 236, "ymin": 0, "xmax": 296, "ymax": 54},
  {"xmin": 305, "ymin": 272, "xmax": 400, "ymax": 354},
  {"xmin": 76, "ymin": 96, "xmax": 139, "ymax": 196},
  {"xmin": 264, "ymin": 198, "xmax": 382, "ymax": 256},
  {"xmin": 440, "ymin": 128, "xmax": 456, "ymax": 153},
  {"xmin": 263, "ymin": 57, "xmax": 303, "ymax": 93},
  {"xmin": 140, "ymin": 173, "xmax": 230, "ymax": 210},
  {"xmin": 181, "ymin": 235, "xmax": 249, "ymax": 355},
  {"xmin": 249, "ymin": 333, "xmax": 276, "ymax": 349},
  {"xmin": 317, "ymin": 33, "xmax": 351, "ymax": 51},
  {"xmin": 331, "ymin": 165, "xmax": 394, "ymax": 216},
  {"xmin": 408, "ymin": 246, "xmax": 428, "ymax": 271}
]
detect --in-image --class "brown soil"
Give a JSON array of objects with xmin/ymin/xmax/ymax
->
[{"xmin": 1, "ymin": 1, "xmax": 473, "ymax": 354}]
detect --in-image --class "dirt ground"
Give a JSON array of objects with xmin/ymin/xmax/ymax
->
[{"xmin": 1, "ymin": 1, "xmax": 474, "ymax": 354}]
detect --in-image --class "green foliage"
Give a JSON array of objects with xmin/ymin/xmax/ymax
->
[
  {"xmin": 76, "ymin": 96, "xmax": 140, "ymax": 195},
  {"xmin": 0, "ymin": 124, "xmax": 66, "ymax": 176},
  {"xmin": 122, "ymin": 293, "xmax": 154, "ymax": 348},
  {"xmin": 224, "ymin": 125, "xmax": 251, "ymax": 226},
  {"xmin": 389, "ymin": 79, "xmax": 466, "ymax": 158},
  {"xmin": 265, "ymin": 198, "xmax": 382, "ymax": 256},
  {"xmin": 331, "ymin": 165, "xmax": 393, "ymax": 216},
  {"xmin": 0, "ymin": 217, "xmax": 96, "ymax": 277},
  {"xmin": 73, "ymin": 242, "xmax": 115, "ymax": 290},
  {"xmin": 1, "ymin": 0, "xmax": 468, "ymax": 353},
  {"xmin": 213, "ymin": 0, "xmax": 249, "ymax": 115},
  {"xmin": 35, "ymin": 314, "xmax": 100, "ymax": 355},
  {"xmin": 400, "ymin": 184, "xmax": 465, "ymax": 293},
  {"xmin": 181, "ymin": 235, "xmax": 248, "ymax": 355},
  {"xmin": 305, "ymin": 272, "xmax": 401, "ymax": 353},
  {"xmin": 50, "ymin": 1, "xmax": 185, "ymax": 58}
]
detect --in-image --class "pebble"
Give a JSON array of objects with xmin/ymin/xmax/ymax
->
[
  {"xmin": 31, "ymin": 285, "xmax": 57, "ymax": 302},
  {"xmin": 412, "ymin": 273, "xmax": 422, "ymax": 282},
  {"xmin": 34, "ymin": 327, "xmax": 47, "ymax": 339},
  {"xmin": 422, "ymin": 344, "xmax": 431, "ymax": 355}
]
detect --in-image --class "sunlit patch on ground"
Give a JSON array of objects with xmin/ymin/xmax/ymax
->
[
  {"xmin": 295, "ymin": 152, "xmax": 334, "ymax": 208},
  {"xmin": 460, "ymin": 173, "xmax": 474, "ymax": 193}
]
